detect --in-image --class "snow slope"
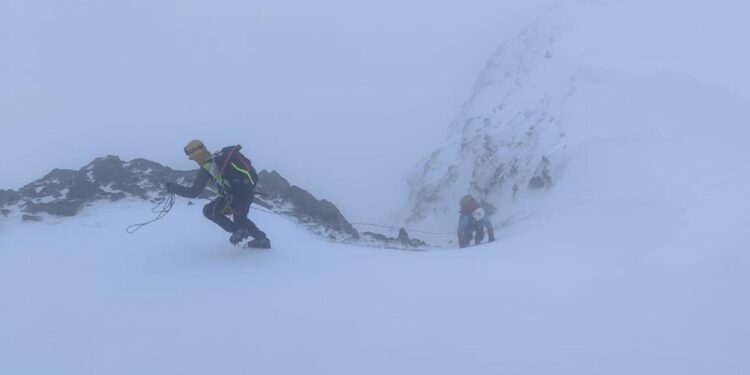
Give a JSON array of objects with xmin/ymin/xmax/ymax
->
[
  {"xmin": 405, "ymin": 0, "xmax": 750, "ymax": 244},
  {"xmin": 2, "ymin": 0, "xmax": 750, "ymax": 373},
  {"xmin": 1, "ymin": 190, "xmax": 748, "ymax": 374}
]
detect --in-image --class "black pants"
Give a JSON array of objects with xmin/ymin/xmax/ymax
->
[
  {"xmin": 462, "ymin": 223, "xmax": 485, "ymax": 246},
  {"xmin": 203, "ymin": 191, "xmax": 266, "ymax": 240}
]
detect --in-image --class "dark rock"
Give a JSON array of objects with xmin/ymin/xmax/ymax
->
[
  {"xmin": 286, "ymin": 186, "xmax": 359, "ymax": 239},
  {"xmin": 108, "ymin": 192, "xmax": 126, "ymax": 201},
  {"xmin": 125, "ymin": 158, "xmax": 165, "ymax": 172},
  {"xmin": 22, "ymin": 214, "xmax": 42, "ymax": 222},
  {"xmin": 19, "ymin": 169, "xmax": 77, "ymax": 198},
  {"xmin": 84, "ymin": 155, "xmax": 130, "ymax": 186},
  {"xmin": 361, "ymin": 228, "xmax": 427, "ymax": 249},
  {"xmin": 125, "ymin": 159, "xmax": 195, "ymax": 194},
  {"xmin": 0, "ymin": 189, "xmax": 21, "ymax": 206},
  {"xmin": 397, "ymin": 228, "xmax": 410, "ymax": 246},
  {"xmin": 528, "ymin": 156, "xmax": 552, "ymax": 189},
  {"xmin": 528, "ymin": 176, "xmax": 547, "ymax": 189},
  {"xmin": 45, "ymin": 168, "xmax": 79, "ymax": 180},
  {"xmin": 120, "ymin": 184, "xmax": 149, "ymax": 199},
  {"xmin": 26, "ymin": 200, "xmax": 85, "ymax": 216},
  {"xmin": 14, "ymin": 155, "xmax": 361, "ymax": 241},
  {"xmin": 256, "ymin": 170, "xmax": 291, "ymax": 198},
  {"xmin": 252, "ymin": 170, "xmax": 359, "ymax": 240},
  {"xmin": 68, "ymin": 171, "xmax": 101, "ymax": 199},
  {"xmin": 1, "ymin": 208, "xmax": 9, "ymax": 217},
  {"xmin": 409, "ymin": 238, "xmax": 427, "ymax": 248},
  {"xmin": 252, "ymin": 198, "xmax": 273, "ymax": 210},
  {"xmin": 362, "ymin": 231, "xmax": 388, "ymax": 242}
]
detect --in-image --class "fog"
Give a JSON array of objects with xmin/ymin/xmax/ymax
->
[{"xmin": 0, "ymin": 0, "xmax": 566, "ymax": 221}]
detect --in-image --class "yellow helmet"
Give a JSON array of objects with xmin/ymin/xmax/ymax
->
[{"xmin": 184, "ymin": 139, "xmax": 211, "ymax": 164}]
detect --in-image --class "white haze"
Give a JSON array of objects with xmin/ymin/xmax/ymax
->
[
  {"xmin": 2, "ymin": 1, "xmax": 750, "ymax": 373},
  {"xmin": 1, "ymin": 0, "xmax": 561, "ymax": 222}
]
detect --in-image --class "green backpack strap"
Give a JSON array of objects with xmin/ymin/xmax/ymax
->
[{"xmin": 230, "ymin": 162, "xmax": 256, "ymax": 185}]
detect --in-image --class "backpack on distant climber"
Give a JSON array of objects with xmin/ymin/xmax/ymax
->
[{"xmin": 460, "ymin": 195, "xmax": 480, "ymax": 215}]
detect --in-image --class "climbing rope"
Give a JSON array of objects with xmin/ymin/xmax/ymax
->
[
  {"xmin": 250, "ymin": 206, "xmax": 281, "ymax": 215},
  {"xmin": 244, "ymin": 203, "xmax": 454, "ymax": 235},
  {"xmin": 248, "ymin": 197, "xmax": 456, "ymax": 236},
  {"xmin": 126, "ymin": 194, "xmax": 176, "ymax": 234},
  {"xmin": 349, "ymin": 222, "xmax": 455, "ymax": 236},
  {"xmin": 350, "ymin": 213, "xmax": 524, "ymax": 237},
  {"xmin": 136, "ymin": 193, "xmax": 507, "ymax": 239}
]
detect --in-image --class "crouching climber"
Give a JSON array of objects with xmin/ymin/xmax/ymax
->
[
  {"xmin": 165, "ymin": 139, "xmax": 271, "ymax": 248},
  {"xmin": 457, "ymin": 195, "xmax": 495, "ymax": 248}
]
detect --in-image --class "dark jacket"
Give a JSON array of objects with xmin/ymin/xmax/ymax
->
[
  {"xmin": 172, "ymin": 145, "xmax": 258, "ymax": 199},
  {"xmin": 171, "ymin": 168, "xmax": 213, "ymax": 198}
]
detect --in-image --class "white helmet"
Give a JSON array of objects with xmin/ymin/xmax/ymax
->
[{"xmin": 472, "ymin": 207, "xmax": 486, "ymax": 221}]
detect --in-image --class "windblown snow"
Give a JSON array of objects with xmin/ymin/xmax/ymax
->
[
  {"xmin": 2, "ymin": 0, "xmax": 749, "ymax": 374},
  {"xmin": 406, "ymin": 0, "xmax": 750, "ymax": 241}
]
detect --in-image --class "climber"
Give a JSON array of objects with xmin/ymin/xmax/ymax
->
[
  {"xmin": 165, "ymin": 139, "xmax": 271, "ymax": 248},
  {"xmin": 457, "ymin": 195, "xmax": 495, "ymax": 248}
]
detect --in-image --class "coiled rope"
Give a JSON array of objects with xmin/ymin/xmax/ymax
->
[{"xmin": 126, "ymin": 194, "xmax": 176, "ymax": 234}]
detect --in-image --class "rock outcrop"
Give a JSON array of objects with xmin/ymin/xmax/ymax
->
[
  {"xmin": 360, "ymin": 228, "xmax": 427, "ymax": 250},
  {"xmin": 406, "ymin": 20, "xmax": 570, "ymax": 228},
  {"xmin": 254, "ymin": 170, "xmax": 360, "ymax": 241},
  {"xmin": 0, "ymin": 155, "xmax": 364, "ymax": 242},
  {"xmin": 5, "ymin": 155, "xmax": 196, "ymax": 217}
]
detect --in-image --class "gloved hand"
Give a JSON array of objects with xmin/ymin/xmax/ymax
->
[{"xmin": 165, "ymin": 182, "xmax": 177, "ymax": 194}]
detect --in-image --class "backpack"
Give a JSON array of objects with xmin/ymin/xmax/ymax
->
[
  {"xmin": 212, "ymin": 145, "xmax": 259, "ymax": 191},
  {"xmin": 460, "ymin": 195, "xmax": 480, "ymax": 215}
]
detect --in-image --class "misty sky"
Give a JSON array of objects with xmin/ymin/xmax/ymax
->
[{"xmin": 1, "ymin": 0, "xmax": 562, "ymax": 220}]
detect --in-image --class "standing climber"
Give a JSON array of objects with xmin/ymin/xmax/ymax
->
[
  {"xmin": 165, "ymin": 139, "xmax": 271, "ymax": 248},
  {"xmin": 457, "ymin": 195, "xmax": 495, "ymax": 248}
]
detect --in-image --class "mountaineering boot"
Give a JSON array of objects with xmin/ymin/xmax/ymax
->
[
  {"xmin": 229, "ymin": 227, "xmax": 251, "ymax": 245},
  {"xmin": 245, "ymin": 237, "xmax": 271, "ymax": 249}
]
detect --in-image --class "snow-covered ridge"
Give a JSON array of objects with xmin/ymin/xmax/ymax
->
[
  {"xmin": 405, "ymin": 0, "xmax": 750, "ymax": 237},
  {"xmin": 253, "ymin": 170, "xmax": 359, "ymax": 241},
  {"xmin": 0, "ymin": 155, "xmax": 361, "ymax": 241},
  {"xmin": 1, "ymin": 156, "xmax": 189, "ymax": 218},
  {"xmin": 407, "ymin": 19, "xmax": 570, "ymax": 228}
]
